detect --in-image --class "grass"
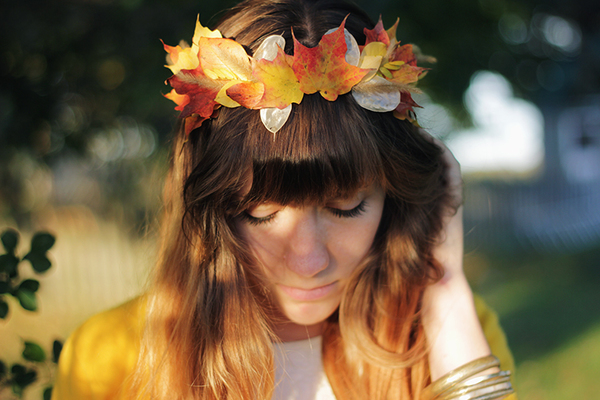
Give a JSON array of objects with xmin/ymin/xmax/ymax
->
[{"xmin": 465, "ymin": 244, "xmax": 600, "ymax": 399}]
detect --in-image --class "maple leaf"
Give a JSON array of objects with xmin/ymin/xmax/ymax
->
[
  {"xmin": 198, "ymin": 37, "xmax": 253, "ymax": 82},
  {"xmin": 165, "ymin": 35, "xmax": 257, "ymax": 134},
  {"xmin": 163, "ymin": 89, "xmax": 190, "ymax": 111},
  {"xmin": 386, "ymin": 19, "xmax": 399, "ymax": 45},
  {"xmin": 364, "ymin": 17, "xmax": 390, "ymax": 46},
  {"xmin": 250, "ymin": 46, "xmax": 303, "ymax": 109},
  {"xmin": 393, "ymin": 91, "xmax": 421, "ymax": 122},
  {"xmin": 225, "ymin": 81, "xmax": 265, "ymax": 109},
  {"xmin": 163, "ymin": 40, "xmax": 200, "ymax": 75},
  {"xmin": 166, "ymin": 67, "xmax": 222, "ymax": 121},
  {"xmin": 386, "ymin": 44, "xmax": 426, "ymax": 84},
  {"xmin": 163, "ymin": 16, "xmax": 222, "ymax": 75},
  {"xmin": 190, "ymin": 14, "xmax": 222, "ymax": 45},
  {"xmin": 291, "ymin": 20, "xmax": 369, "ymax": 101}
]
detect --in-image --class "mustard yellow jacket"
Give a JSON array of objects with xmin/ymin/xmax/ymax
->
[{"xmin": 52, "ymin": 295, "xmax": 518, "ymax": 399}]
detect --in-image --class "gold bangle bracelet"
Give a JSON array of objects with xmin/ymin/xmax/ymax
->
[
  {"xmin": 445, "ymin": 378, "xmax": 513, "ymax": 399},
  {"xmin": 444, "ymin": 371, "xmax": 512, "ymax": 397},
  {"xmin": 422, "ymin": 356, "xmax": 500, "ymax": 400}
]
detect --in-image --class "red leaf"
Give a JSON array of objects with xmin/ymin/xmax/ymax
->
[
  {"xmin": 364, "ymin": 17, "xmax": 390, "ymax": 46},
  {"xmin": 291, "ymin": 19, "xmax": 369, "ymax": 101},
  {"xmin": 394, "ymin": 92, "xmax": 421, "ymax": 120},
  {"xmin": 166, "ymin": 67, "xmax": 222, "ymax": 120}
]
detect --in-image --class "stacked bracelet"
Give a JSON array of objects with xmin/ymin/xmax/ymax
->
[{"xmin": 422, "ymin": 356, "xmax": 514, "ymax": 400}]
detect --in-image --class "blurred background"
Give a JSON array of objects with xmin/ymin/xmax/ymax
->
[{"xmin": 0, "ymin": 0, "xmax": 599, "ymax": 398}]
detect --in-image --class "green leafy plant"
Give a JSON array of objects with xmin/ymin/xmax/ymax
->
[
  {"xmin": 0, "ymin": 340, "xmax": 63, "ymax": 399},
  {"xmin": 0, "ymin": 228, "xmax": 62, "ymax": 399},
  {"xmin": 0, "ymin": 229, "xmax": 55, "ymax": 317}
]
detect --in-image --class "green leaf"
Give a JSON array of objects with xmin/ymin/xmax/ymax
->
[
  {"xmin": 12, "ymin": 383, "xmax": 23, "ymax": 397},
  {"xmin": 15, "ymin": 288, "xmax": 37, "ymax": 311},
  {"xmin": 0, "ymin": 298, "xmax": 8, "ymax": 318},
  {"xmin": 1, "ymin": 229, "xmax": 19, "ymax": 253},
  {"xmin": 0, "ymin": 253, "xmax": 20, "ymax": 275},
  {"xmin": 30, "ymin": 232, "xmax": 55, "ymax": 253},
  {"xmin": 18, "ymin": 279, "xmax": 40, "ymax": 293},
  {"xmin": 23, "ymin": 252, "xmax": 51, "ymax": 273},
  {"xmin": 52, "ymin": 340, "xmax": 63, "ymax": 363},
  {"xmin": 10, "ymin": 363, "xmax": 26, "ymax": 376},
  {"xmin": 0, "ymin": 280, "xmax": 11, "ymax": 294},
  {"xmin": 44, "ymin": 387, "xmax": 53, "ymax": 400},
  {"xmin": 13, "ymin": 369, "xmax": 37, "ymax": 389},
  {"xmin": 22, "ymin": 341, "xmax": 46, "ymax": 362}
]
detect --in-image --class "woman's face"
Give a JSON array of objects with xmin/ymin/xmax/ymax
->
[{"xmin": 236, "ymin": 184, "xmax": 385, "ymax": 340}]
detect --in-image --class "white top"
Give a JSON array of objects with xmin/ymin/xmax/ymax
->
[{"xmin": 272, "ymin": 336, "xmax": 337, "ymax": 400}]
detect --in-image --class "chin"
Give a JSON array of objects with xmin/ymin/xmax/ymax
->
[{"xmin": 280, "ymin": 298, "xmax": 340, "ymax": 326}]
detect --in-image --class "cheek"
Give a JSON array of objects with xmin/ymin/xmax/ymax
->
[
  {"xmin": 236, "ymin": 223, "xmax": 285, "ymax": 276},
  {"xmin": 330, "ymin": 218, "xmax": 381, "ymax": 270}
]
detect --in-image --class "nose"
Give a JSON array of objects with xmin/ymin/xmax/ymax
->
[{"xmin": 284, "ymin": 209, "xmax": 329, "ymax": 277}]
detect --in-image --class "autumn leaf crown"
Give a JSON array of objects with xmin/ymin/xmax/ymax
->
[{"xmin": 163, "ymin": 15, "xmax": 434, "ymax": 135}]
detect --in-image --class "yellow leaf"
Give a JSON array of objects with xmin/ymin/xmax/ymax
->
[
  {"xmin": 386, "ymin": 18, "xmax": 399, "ymax": 44},
  {"xmin": 198, "ymin": 37, "xmax": 253, "ymax": 82},
  {"xmin": 216, "ymin": 81, "xmax": 242, "ymax": 107},
  {"xmin": 163, "ymin": 41, "xmax": 200, "ymax": 75},
  {"xmin": 252, "ymin": 46, "xmax": 303, "ymax": 109},
  {"xmin": 191, "ymin": 15, "xmax": 222, "ymax": 44},
  {"xmin": 380, "ymin": 67, "xmax": 393, "ymax": 79},
  {"xmin": 383, "ymin": 61, "xmax": 405, "ymax": 70}
]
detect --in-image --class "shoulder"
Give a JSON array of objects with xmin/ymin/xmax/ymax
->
[
  {"xmin": 473, "ymin": 294, "xmax": 519, "ymax": 400},
  {"xmin": 52, "ymin": 295, "xmax": 147, "ymax": 400}
]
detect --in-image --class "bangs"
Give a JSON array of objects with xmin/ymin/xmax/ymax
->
[{"xmin": 232, "ymin": 94, "xmax": 384, "ymax": 208}]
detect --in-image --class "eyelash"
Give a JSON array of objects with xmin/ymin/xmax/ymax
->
[
  {"xmin": 240, "ymin": 201, "xmax": 367, "ymax": 226},
  {"xmin": 327, "ymin": 200, "xmax": 367, "ymax": 218},
  {"xmin": 239, "ymin": 211, "xmax": 277, "ymax": 226}
]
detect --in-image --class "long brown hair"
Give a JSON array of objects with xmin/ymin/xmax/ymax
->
[{"xmin": 132, "ymin": 0, "xmax": 448, "ymax": 398}]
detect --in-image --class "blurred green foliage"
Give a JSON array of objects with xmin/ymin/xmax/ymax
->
[
  {"xmin": 0, "ymin": 229, "xmax": 55, "ymax": 317},
  {"xmin": 0, "ymin": 340, "xmax": 62, "ymax": 399},
  {"xmin": 0, "ymin": 228, "xmax": 62, "ymax": 399}
]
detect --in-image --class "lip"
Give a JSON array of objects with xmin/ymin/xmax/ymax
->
[{"xmin": 278, "ymin": 281, "xmax": 337, "ymax": 301}]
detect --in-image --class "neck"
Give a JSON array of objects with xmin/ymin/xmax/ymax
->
[{"xmin": 272, "ymin": 320, "xmax": 325, "ymax": 342}]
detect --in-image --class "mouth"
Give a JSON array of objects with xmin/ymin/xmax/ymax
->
[{"xmin": 277, "ymin": 281, "xmax": 338, "ymax": 301}]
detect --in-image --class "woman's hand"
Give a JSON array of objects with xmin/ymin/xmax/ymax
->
[{"xmin": 420, "ymin": 134, "xmax": 494, "ymax": 380}]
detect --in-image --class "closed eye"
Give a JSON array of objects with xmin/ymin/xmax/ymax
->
[
  {"xmin": 327, "ymin": 200, "xmax": 366, "ymax": 218},
  {"xmin": 239, "ymin": 211, "xmax": 278, "ymax": 226}
]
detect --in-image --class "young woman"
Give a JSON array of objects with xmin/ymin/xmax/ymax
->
[{"xmin": 53, "ymin": 0, "xmax": 516, "ymax": 399}]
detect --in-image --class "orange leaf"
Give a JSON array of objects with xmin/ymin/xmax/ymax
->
[
  {"xmin": 291, "ymin": 19, "xmax": 369, "ymax": 101},
  {"xmin": 364, "ymin": 17, "xmax": 390, "ymax": 46},
  {"xmin": 390, "ymin": 44, "xmax": 418, "ymax": 66},
  {"xmin": 252, "ymin": 46, "xmax": 303, "ymax": 109},
  {"xmin": 226, "ymin": 81, "xmax": 265, "ymax": 109},
  {"xmin": 387, "ymin": 44, "xmax": 426, "ymax": 84},
  {"xmin": 163, "ymin": 89, "xmax": 190, "ymax": 111}
]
